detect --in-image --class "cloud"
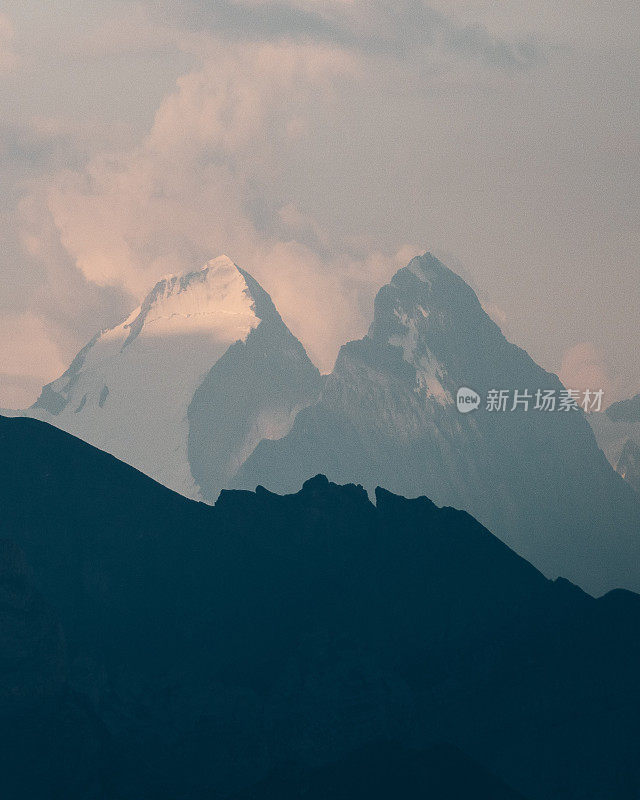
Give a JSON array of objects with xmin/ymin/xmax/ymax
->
[
  {"xmin": 483, "ymin": 303, "xmax": 508, "ymax": 330},
  {"xmin": 0, "ymin": 312, "xmax": 66, "ymax": 407},
  {"xmin": 558, "ymin": 342, "xmax": 613, "ymax": 400},
  {"xmin": 0, "ymin": 185, "xmax": 132, "ymax": 408},
  {"xmin": 0, "ymin": 311, "xmax": 65, "ymax": 376},
  {"xmin": 0, "ymin": 1, "xmax": 549, "ymax": 392},
  {"xmin": 248, "ymin": 241, "xmax": 418, "ymax": 371},
  {"xmin": 1, "ymin": 0, "xmax": 639, "ymax": 401},
  {"xmin": 40, "ymin": 39, "xmax": 399, "ymax": 371}
]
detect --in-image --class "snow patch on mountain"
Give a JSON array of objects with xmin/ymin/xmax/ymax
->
[
  {"xmin": 121, "ymin": 256, "xmax": 260, "ymax": 348},
  {"xmin": 389, "ymin": 309, "xmax": 451, "ymax": 405}
]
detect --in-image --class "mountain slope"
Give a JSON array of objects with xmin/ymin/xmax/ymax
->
[
  {"xmin": 589, "ymin": 392, "xmax": 640, "ymax": 494},
  {"xmin": 617, "ymin": 438, "xmax": 640, "ymax": 493},
  {"xmin": 2, "ymin": 414, "xmax": 640, "ymax": 799},
  {"xmin": 236, "ymin": 253, "xmax": 640, "ymax": 595},
  {"xmin": 27, "ymin": 255, "xmax": 321, "ymax": 500}
]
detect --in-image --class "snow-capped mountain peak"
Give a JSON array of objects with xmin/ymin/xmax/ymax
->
[
  {"xmin": 28, "ymin": 257, "xmax": 321, "ymax": 500},
  {"xmin": 121, "ymin": 255, "xmax": 265, "ymax": 348}
]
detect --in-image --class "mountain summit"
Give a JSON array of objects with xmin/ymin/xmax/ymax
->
[
  {"xmin": 236, "ymin": 253, "xmax": 640, "ymax": 595},
  {"xmin": 29, "ymin": 256, "xmax": 321, "ymax": 499},
  {"xmin": 118, "ymin": 255, "xmax": 264, "ymax": 347}
]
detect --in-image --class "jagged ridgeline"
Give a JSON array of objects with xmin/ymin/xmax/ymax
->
[{"xmin": 1, "ymin": 414, "xmax": 640, "ymax": 800}]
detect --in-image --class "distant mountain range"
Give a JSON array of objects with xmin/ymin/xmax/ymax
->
[
  {"xmin": 2, "ymin": 414, "xmax": 640, "ymax": 800},
  {"xmin": 20, "ymin": 252, "xmax": 640, "ymax": 595}
]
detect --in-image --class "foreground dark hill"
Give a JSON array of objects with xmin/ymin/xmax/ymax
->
[
  {"xmin": 232, "ymin": 742, "xmax": 528, "ymax": 800},
  {"xmin": 0, "ymin": 540, "xmax": 118, "ymax": 799},
  {"xmin": 236, "ymin": 253, "xmax": 640, "ymax": 595},
  {"xmin": 1, "ymin": 415, "xmax": 640, "ymax": 799}
]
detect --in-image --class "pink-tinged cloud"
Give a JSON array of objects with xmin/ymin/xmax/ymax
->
[
  {"xmin": 37, "ymin": 40, "xmax": 411, "ymax": 373},
  {"xmin": 483, "ymin": 303, "xmax": 508, "ymax": 331},
  {"xmin": 0, "ymin": 312, "xmax": 66, "ymax": 407},
  {"xmin": 2, "ymin": 1, "xmax": 638, "ymax": 403},
  {"xmin": 558, "ymin": 342, "xmax": 613, "ymax": 399},
  {"xmin": 45, "ymin": 40, "xmax": 361, "ymax": 294}
]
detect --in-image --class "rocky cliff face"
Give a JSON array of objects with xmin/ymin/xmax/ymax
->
[{"xmin": 589, "ymin": 392, "xmax": 640, "ymax": 495}]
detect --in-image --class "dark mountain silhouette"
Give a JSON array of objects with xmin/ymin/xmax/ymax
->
[
  {"xmin": 235, "ymin": 253, "xmax": 640, "ymax": 595},
  {"xmin": 1, "ymin": 414, "xmax": 640, "ymax": 799},
  {"xmin": 0, "ymin": 539, "xmax": 119, "ymax": 799},
  {"xmin": 231, "ymin": 742, "xmax": 529, "ymax": 800}
]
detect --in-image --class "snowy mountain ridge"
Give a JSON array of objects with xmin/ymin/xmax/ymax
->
[{"xmin": 120, "ymin": 256, "xmax": 262, "ymax": 346}]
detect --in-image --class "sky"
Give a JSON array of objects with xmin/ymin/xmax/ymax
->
[{"xmin": 1, "ymin": 0, "xmax": 638, "ymax": 408}]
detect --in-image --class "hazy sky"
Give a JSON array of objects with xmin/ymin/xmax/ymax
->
[{"xmin": 1, "ymin": 0, "xmax": 638, "ymax": 407}]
